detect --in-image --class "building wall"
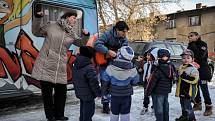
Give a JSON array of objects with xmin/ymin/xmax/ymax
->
[{"xmin": 156, "ymin": 9, "xmax": 215, "ymax": 56}]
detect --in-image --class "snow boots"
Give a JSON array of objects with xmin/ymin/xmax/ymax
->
[
  {"xmin": 175, "ymin": 116, "xmax": 196, "ymax": 121},
  {"xmin": 203, "ymin": 104, "xmax": 213, "ymax": 116},
  {"xmin": 193, "ymin": 103, "xmax": 202, "ymax": 111},
  {"xmin": 193, "ymin": 103, "xmax": 213, "ymax": 116}
]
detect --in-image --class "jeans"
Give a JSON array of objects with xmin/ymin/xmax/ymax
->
[
  {"xmin": 79, "ymin": 99, "xmax": 95, "ymax": 121},
  {"xmin": 100, "ymin": 66, "xmax": 111, "ymax": 104},
  {"xmin": 180, "ymin": 97, "xmax": 195, "ymax": 120},
  {"xmin": 152, "ymin": 93, "xmax": 169, "ymax": 121},
  {"xmin": 195, "ymin": 80, "xmax": 212, "ymax": 105}
]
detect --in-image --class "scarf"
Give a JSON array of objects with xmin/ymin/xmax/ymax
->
[{"xmin": 57, "ymin": 18, "xmax": 81, "ymax": 40}]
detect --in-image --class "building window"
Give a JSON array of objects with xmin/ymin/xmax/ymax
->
[
  {"xmin": 166, "ymin": 19, "xmax": 176, "ymax": 29},
  {"xmin": 32, "ymin": 2, "xmax": 83, "ymax": 37},
  {"xmin": 188, "ymin": 15, "xmax": 201, "ymax": 26}
]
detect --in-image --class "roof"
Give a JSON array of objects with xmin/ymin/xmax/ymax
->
[{"xmin": 167, "ymin": 5, "xmax": 215, "ymax": 18}]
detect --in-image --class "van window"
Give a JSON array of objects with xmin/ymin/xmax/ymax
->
[{"xmin": 32, "ymin": 3, "xmax": 83, "ymax": 37}]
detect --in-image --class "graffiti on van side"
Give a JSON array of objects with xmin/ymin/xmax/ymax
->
[
  {"xmin": 0, "ymin": 0, "xmax": 32, "ymax": 47},
  {"xmin": 0, "ymin": 29, "xmax": 76, "ymax": 89}
]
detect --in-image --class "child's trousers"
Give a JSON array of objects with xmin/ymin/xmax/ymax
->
[
  {"xmin": 180, "ymin": 97, "xmax": 195, "ymax": 120},
  {"xmin": 110, "ymin": 96, "xmax": 131, "ymax": 121}
]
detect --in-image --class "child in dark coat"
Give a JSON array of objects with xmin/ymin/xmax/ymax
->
[
  {"xmin": 145, "ymin": 48, "xmax": 177, "ymax": 121},
  {"xmin": 72, "ymin": 46, "xmax": 101, "ymax": 121},
  {"xmin": 175, "ymin": 49, "xmax": 199, "ymax": 121},
  {"xmin": 140, "ymin": 47, "xmax": 158, "ymax": 115},
  {"xmin": 101, "ymin": 46, "xmax": 139, "ymax": 121}
]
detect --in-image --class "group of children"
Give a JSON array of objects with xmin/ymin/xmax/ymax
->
[
  {"xmin": 139, "ymin": 48, "xmax": 199, "ymax": 121},
  {"xmin": 72, "ymin": 45, "xmax": 199, "ymax": 121}
]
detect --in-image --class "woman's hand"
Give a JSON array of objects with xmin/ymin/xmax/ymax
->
[{"xmin": 82, "ymin": 29, "xmax": 89, "ymax": 35}]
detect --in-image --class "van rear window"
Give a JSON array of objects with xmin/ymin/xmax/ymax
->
[{"xmin": 32, "ymin": 3, "xmax": 83, "ymax": 37}]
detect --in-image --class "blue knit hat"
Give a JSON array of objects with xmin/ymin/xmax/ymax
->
[
  {"xmin": 157, "ymin": 48, "xmax": 171, "ymax": 58},
  {"xmin": 117, "ymin": 46, "xmax": 134, "ymax": 61}
]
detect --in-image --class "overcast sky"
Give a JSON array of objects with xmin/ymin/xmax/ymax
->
[{"xmin": 161, "ymin": 0, "xmax": 215, "ymax": 14}]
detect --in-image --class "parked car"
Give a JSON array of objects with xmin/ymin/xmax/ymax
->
[{"xmin": 129, "ymin": 40, "xmax": 214, "ymax": 76}]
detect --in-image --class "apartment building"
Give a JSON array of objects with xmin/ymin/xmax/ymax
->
[{"xmin": 156, "ymin": 3, "xmax": 215, "ymax": 56}]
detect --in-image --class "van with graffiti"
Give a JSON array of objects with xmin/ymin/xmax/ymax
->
[{"xmin": 0, "ymin": 0, "xmax": 98, "ymax": 99}]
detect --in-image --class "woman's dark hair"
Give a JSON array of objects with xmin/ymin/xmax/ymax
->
[
  {"xmin": 61, "ymin": 11, "xmax": 77, "ymax": 19},
  {"xmin": 189, "ymin": 31, "xmax": 201, "ymax": 40},
  {"xmin": 114, "ymin": 21, "xmax": 129, "ymax": 31}
]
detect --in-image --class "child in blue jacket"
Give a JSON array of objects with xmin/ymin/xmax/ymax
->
[{"xmin": 101, "ymin": 46, "xmax": 139, "ymax": 121}]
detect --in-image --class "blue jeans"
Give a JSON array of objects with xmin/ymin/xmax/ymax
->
[
  {"xmin": 152, "ymin": 93, "xmax": 169, "ymax": 121},
  {"xmin": 195, "ymin": 80, "xmax": 212, "ymax": 105},
  {"xmin": 180, "ymin": 98, "xmax": 195, "ymax": 120},
  {"xmin": 100, "ymin": 66, "xmax": 111, "ymax": 104}
]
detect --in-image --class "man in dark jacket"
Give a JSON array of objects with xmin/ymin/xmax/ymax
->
[
  {"xmin": 94, "ymin": 21, "xmax": 129, "ymax": 114},
  {"xmin": 72, "ymin": 46, "xmax": 101, "ymax": 121},
  {"xmin": 187, "ymin": 32, "xmax": 213, "ymax": 116}
]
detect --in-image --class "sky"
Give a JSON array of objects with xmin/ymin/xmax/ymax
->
[{"xmin": 161, "ymin": 0, "xmax": 215, "ymax": 14}]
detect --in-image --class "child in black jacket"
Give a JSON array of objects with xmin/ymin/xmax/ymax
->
[
  {"xmin": 145, "ymin": 48, "xmax": 177, "ymax": 121},
  {"xmin": 72, "ymin": 46, "xmax": 101, "ymax": 121}
]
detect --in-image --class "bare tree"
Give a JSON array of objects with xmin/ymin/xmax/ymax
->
[{"xmin": 97, "ymin": 0, "xmax": 181, "ymax": 40}]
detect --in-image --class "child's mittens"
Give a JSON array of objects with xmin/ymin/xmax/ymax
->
[{"xmin": 180, "ymin": 72, "xmax": 195, "ymax": 81}]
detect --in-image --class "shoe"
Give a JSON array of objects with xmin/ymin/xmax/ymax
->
[
  {"xmin": 47, "ymin": 118, "xmax": 56, "ymax": 121},
  {"xmin": 55, "ymin": 116, "xmax": 69, "ymax": 121},
  {"xmin": 193, "ymin": 103, "xmax": 202, "ymax": 111},
  {"xmin": 102, "ymin": 103, "xmax": 110, "ymax": 114},
  {"xmin": 203, "ymin": 104, "xmax": 213, "ymax": 116},
  {"xmin": 140, "ymin": 107, "xmax": 148, "ymax": 115},
  {"xmin": 189, "ymin": 119, "xmax": 196, "ymax": 121},
  {"xmin": 175, "ymin": 115, "xmax": 187, "ymax": 121}
]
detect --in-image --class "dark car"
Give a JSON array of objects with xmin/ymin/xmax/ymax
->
[{"xmin": 129, "ymin": 40, "xmax": 214, "ymax": 75}]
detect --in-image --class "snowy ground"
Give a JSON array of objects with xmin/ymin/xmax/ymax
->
[{"xmin": 0, "ymin": 73, "xmax": 215, "ymax": 121}]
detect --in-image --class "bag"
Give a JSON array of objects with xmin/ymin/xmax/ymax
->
[{"xmin": 86, "ymin": 34, "xmax": 112, "ymax": 65}]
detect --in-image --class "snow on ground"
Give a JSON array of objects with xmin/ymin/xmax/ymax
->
[{"xmin": 0, "ymin": 73, "xmax": 215, "ymax": 121}]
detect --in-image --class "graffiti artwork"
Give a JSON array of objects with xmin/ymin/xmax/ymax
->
[
  {"xmin": 0, "ymin": 0, "xmax": 82, "ymax": 97},
  {"xmin": 0, "ymin": 0, "xmax": 98, "ymax": 98}
]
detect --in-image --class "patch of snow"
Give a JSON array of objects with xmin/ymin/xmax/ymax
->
[{"xmin": 0, "ymin": 75, "xmax": 215, "ymax": 121}]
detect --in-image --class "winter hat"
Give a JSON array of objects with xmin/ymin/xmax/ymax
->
[
  {"xmin": 144, "ymin": 47, "xmax": 159, "ymax": 61},
  {"xmin": 180, "ymin": 49, "xmax": 194, "ymax": 58},
  {"xmin": 157, "ymin": 48, "xmax": 171, "ymax": 58},
  {"xmin": 114, "ymin": 21, "xmax": 129, "ymax": 31},
  {"xmin": 79, "ymin": 46, "xmax": 95, "ymax": 59},
  {"xmin": 117, "ymin": 46, "xmax": 134, "ymax": 61}
]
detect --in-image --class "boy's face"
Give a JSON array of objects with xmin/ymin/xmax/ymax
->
[
  {"xmin": 161, "ymin": 56, "xmax": 169, "ymax": 61},
  {"xmin": 146, "ymin": 53, "xmax": 151, "ymax": 60},
  {"xmin": 182, "ymin": 55, "xmax": 193, "ymax": 64}
]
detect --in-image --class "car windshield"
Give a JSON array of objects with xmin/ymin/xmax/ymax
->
[
  {"xmin": 129, "ymin": 42, "xmax": 146, "ymax": 54},
  {"xmin": 170, "ymin": 44, "xmax": 184, "ymax": 55}
]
